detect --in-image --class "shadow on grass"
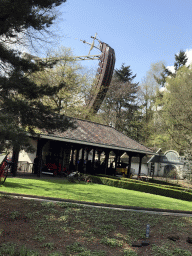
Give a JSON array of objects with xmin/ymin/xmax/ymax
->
[
  {"xmin": 18, "ymin": 177, "xmax": 96, "ymax": 186},
  {"xmin": 1, "ymin": 178, "xmax": 95, "ymax": 193},
  {"xmin": 2, "ymin": 181, "xmax": 33, "ymax": 190}
]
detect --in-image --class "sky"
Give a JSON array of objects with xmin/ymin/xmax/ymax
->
[{"xmin": 37, "ymin": 0, "xmax": 192, "ymax": 84}]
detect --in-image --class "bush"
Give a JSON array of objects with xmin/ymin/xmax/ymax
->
[
  {"xmin": 147, "ymin": 178, "xmax": 181, "ymax": 187},
  {"xmin": 90, "ymin": 175, "xmax": 192, "ymax": 202},
  {"xmin": 96, "ymin": 174, "xmax": 120, "ymax": 180}
]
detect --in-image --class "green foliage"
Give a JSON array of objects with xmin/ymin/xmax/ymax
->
[
  {"xmin": 90, "ymin": 175, "xmax": 192, "ymax": 201},
  {"xmin": 152, "ymin": 244, "xmax": 192, "ymax": 256},
  {"xmin": 66, "ymin": 242, "xmax": 85, "ymax": 253},
  {"xmin": 96, "ymin": 174, "xmax": 120, "ymax": 179},
  {"xmin": 0, "ymin": 242, "xmax": 16, "ymax": 256},
  {"xmin": 155, "ymin": 50, "xmax": 188, "ymax": 86},
  {"xmin": 0, "ymin": 0, "xmax": 74, "ymax": 152},
  {"xmin": 139, "ymin": 61, "xmax": 167, "ymax": 148},
  {"xmin": 100, "ymin": 237, "xmax": 123, "ymax": 247},
  {"xmin": 29, "ymin": 47, "xmax": 93, "ymax": 118},
  {"xmin": 99, "ymin": 64, "xmax": 140, "ymax": 139},
  {"xmin": 2, "ymin": 177, "xmax": 192, "ymax": 211},
  {"xmin": 10, "ymin": 210, "xmax": 20, "ymax": 220},
  {"xmin": 139, "ymin": 54, "xmax": 190, "ymax": 151},
  {"xmin": 124, "ymin": 249, "xmax": 138, "ymax": 256},
  {"xmin": 115, "ymin": 63, "xmax": 136, "ymax": 82},
  {"xmin": 163, "ymin": 66, "xmax": 192, "ymax": 152}
]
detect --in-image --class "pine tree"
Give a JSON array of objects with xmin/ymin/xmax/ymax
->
[
  {"xmin": 155, "ymin": 50, "xmax": 188, "ymax": 86},
  {"xmin": 100, "ymin": 64, "xmax": 140, "ymax": 139},
  {"xmin": 115, "ymin": 63, "xmax": 136, "ymax": 82},
  {"xmin": 0, "ymin": 0, "xmax": 74, "ymax": 152},
  {"xmin": 174, "ymin": 50, "xmax": 188, "ymax": 71}
]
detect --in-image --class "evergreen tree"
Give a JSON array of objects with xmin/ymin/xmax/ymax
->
[
  {"xmin": 155, "ymin": 50, "xmax": 188, "ymax": 86},
  {"xmin": 174, "ymin": 50, "xmax": 188, "ymax": 71},
  {"xmin": 0, "ymin": 0, "xmax": 74, "ymax": 152},
  {"xmin": 100, "ymin": 64, "xmax": 140, "ymax": 139},
  {"xmin": 115, "ymin": 63, "xmax": 136, "ymax": 82}
]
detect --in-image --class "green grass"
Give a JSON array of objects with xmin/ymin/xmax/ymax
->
[{"xmin": 1, "ymin": 177, "xmax": 192, "ymax": 211}]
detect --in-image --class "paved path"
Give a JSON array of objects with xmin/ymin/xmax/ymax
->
[{"xmin": 1, "ymin": 191, "xmax": 192, "ymax": 217}]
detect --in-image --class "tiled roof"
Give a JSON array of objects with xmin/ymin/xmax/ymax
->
[{"xmin": 41, "ymin": 118, "xmax": 153, "ymax": 155}]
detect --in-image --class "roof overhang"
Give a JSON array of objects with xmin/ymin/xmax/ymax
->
[{"xmin": 38, "ymin": 134, "xmax": 154, "ymax": 155}]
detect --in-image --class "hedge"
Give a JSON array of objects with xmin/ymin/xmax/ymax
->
[
  {"xmin": 118, "ymin": 176, "xmax": 191, "ymax": 192},
  {"xmin": 90, "ymin": 175, "xmax": 192, "ymax": 201}
]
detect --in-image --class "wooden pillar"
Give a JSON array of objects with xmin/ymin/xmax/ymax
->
[
  {"xmin": 36, "ymin": 139, "xmax": 45, "ymax": 177},
  {"xmin": 61, "ymin": 146, "xmax": 65, "ymax": 173},
  {"xmin": 81, "ymin": 148, "xmax": 85, "ymax": 160},
  {"xmin": 104, "ymin": 150, "xmax": 109, "ymax": 175},
  {"xmin": 114, "ymin": 151, "xmax": 118, "ymax": 171},
  {"xmin": 86, "ymin": 148, "xmax": 89, "ymax": 162},
  {"xmin": 71, "ymin": 148, "xmax": 74, "ymax": 165},
  {"xmin": 138, "ymin": 154, "xmax": 144, "ymax": 177},
  {"xmin": 75, "ymin": 148, "xmax": 79, "ymax": 172},
  {"xmin": 98, "ymin": 150, "xmax": 101, "ymax": 165},
  {"xmin": 85, "ymin": 148, "xmax": 89, "ymax": 174},
  {"xmin": 127, "ymin": 154, "xmax": 132, "ymax": 178},
  {"xmin": 81, "ymin": 148, "xmax": 85, "ymax": 173},
  {"xmin": 92, "ymin": 148, "xmax": 95, "ymax": 170},
  {"xmin": 63, "ymin": 145, "xmax": 71, "ymax": 173},
  {"xmin": 117, "ymin": 154, "xmax": 120, "ymax": 167}
]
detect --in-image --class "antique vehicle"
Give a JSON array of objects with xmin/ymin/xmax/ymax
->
[{"xmin": 116, "ymin": 163, "xmax": 135, "ymax": 178}]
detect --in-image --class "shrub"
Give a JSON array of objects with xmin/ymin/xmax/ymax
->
[{"xmin": 90, "ymin": 175, "xmax": 192, "ymax": 202}]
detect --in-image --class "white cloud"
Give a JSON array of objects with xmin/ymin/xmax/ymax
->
[
  {"xmin": 166, "ymin": 65, "xmax": 175, "ymax": 73},
  {"xmin": 166, "ymin": 49, "xmax": 192, "ymax": 73},
  {"xmin": 185, "ymin": 49, "xmax": 192, "ymax": 66}
]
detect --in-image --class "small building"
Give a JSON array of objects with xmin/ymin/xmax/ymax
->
[
  {"xmin": 119, "ymin": 149, "xmax": 185, "ymax": 179},
  {"xmin": 148, "ymin": 149, "xmax": 184, "ymax": 178},
  {"xmin": 17, "ymin": 118, "xmax": 154, "ymax": 177}
]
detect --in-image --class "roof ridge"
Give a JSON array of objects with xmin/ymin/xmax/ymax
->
[{"xmin": 71, "ymin": 117, "xmax": 151, "ymax": 150}]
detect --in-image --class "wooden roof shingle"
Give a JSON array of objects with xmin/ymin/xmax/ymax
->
[{"xmin": 40, "ymin": 118, "xmax": 153, "ymax": 155}]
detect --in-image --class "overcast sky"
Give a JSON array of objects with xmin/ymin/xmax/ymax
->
[{"xmin": 38, "ymin": 0, "xmax": 192, "ymax": 83}]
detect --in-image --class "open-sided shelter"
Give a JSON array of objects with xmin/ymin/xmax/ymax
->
[{"xmin": 17, "ymin": 118, "xmax": 154, "ymax": 177}]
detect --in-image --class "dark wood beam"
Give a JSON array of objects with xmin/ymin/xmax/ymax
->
[
  {"xmin": 104, "ymin": 150, "xmax": 109, "ymax": 175},
  {"xmin": 138, "ymin": 154, "xmax": 145, "ymax": 177},
  {"xmin": 127, "ymin": 153, "xmax": 133, "ymax": 178}
]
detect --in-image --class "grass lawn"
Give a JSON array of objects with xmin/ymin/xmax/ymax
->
[{"xmin": 0, "ymin": 177, "xmax": 192, "ymax": 211}]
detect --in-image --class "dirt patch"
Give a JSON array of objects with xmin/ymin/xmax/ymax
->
[{"xmin": 0, "ymin": 195, "xmax": 192, "ymax": 256}]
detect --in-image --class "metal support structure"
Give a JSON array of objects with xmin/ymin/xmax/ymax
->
[{"xmin": 24, "ymin": 33, "xmax": 115, "ymax": 120}]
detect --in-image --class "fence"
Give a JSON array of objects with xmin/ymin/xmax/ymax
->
[{"xmin": 17, "ymin": 161, "xmax": 33, "ymax": 173}]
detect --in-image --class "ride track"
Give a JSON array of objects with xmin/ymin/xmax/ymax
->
[
  {"xmin": 83, "ymin": 36, "xmax": 116, "ymax": 117},
  {"xmin": 24, "ymin": 34, "xmax": 116, "ymax": 118}
]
